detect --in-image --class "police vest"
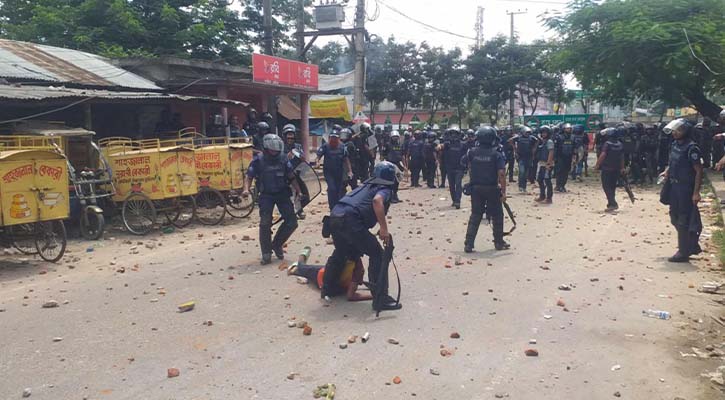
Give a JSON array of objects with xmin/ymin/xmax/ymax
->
[
  {"xmin": 559, "ymin": 135, "xmax": 575, "ymax": 158},
  {"xmin": 502, "ymin": 135, "xmax": 514, "ymax": 153},
  {"xmin": 668, "ymin": 140, "xmax": 699, "ymax": 186},
  {"xmin": 423, "ymin": 142, "xmax": 437, "ymax": 161},
  {"xmin": 258, "ymin": 155, "xmax": 289, "ymax": 195},
  {"xmin": 573, "ymin": 134, "xmax": 585, "ymax": 149},
  {"xmin": 621, "ymin": 134, "xmax": 635, "ymax": 154},
  {"xmin": 600, "ymin": 140, "xmax": 623, "ymax": 171},
  {"xmin": 537, "ymin": 139, "xmax": 553, "ymax": 163},
  {"xmin": 387, "ymin": 143, "xmax": 403, "ymax": 163},
  {"xmin": 344, "ymin": 142, "xmax": 359, "ymax": 162},
  {"xmin": 444, "ymin": 141, "xmax": 466, "ymax": 170},
  {"xmin": 469, "ymin": 147, "xmax": 499, "ymax": 186},
  {"xmin": 408, "ymin": 139, "xmax": 424, "ymax": 160},
  {"xmin": 322, "ymin": 144, "xmax": 346, "ymax": 173},
  {"xmin": 517, "ymin": 136, "xmax": 534, "ymax": 159},
  {"xmin": 337, "ymin": 184, "xmax": 390, "ymax": 230}
]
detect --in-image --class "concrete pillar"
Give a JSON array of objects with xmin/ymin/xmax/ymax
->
[
  {"xmin": 300, "ymin": 94, "xmax": 310, "ymax": 162},
  {"xmin": 217, "ymin": 86, "xmax": 229, "ymax": 137}
]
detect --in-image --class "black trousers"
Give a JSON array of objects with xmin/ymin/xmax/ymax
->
[
  {"xmin": 555, "ymin": 157, "xmax": 572, "ymax": 189},
  {"xmin": 424, "ymin": 159, "xmax": 437, "ymax": 187},
  {"xmin": 601, "ymin": 169, "xmax": 619, "ymax": 208},
  {"xmin": 258, "ymin": 192, "xmax": 298, "ymax": 256},
  {"xmin": 447, "ymin": 169, "xmax": 464, "ymax": 204},
  {"xmin": 669, "ymin": 183, "xmax": 700, "ymax": 256},
  {"xmin": 409, "ymin": 158, "xmax": 423, "ymax": 187},
  {"xmin": 506, "ymin": 155, "xmax": 515, "ymax": 181},
  {"xmin": 465, "ymin": 185, "xmax": 504, "ymax": 248},
  {"xmin": 322, "ymin": 215, "xmax": 384, "ymax": 298},
  {"xmin": 537, "ymin": 165, "xmax": 553, "ymax": 200},
  {"xmin": 439, "ymin": 162, "xmax": 447, "ymax": 187}
]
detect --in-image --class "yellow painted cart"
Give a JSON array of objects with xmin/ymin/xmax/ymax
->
[
  {"xmin": 0, "ymin": 136, "xmax": 69, "ymax": 262},
  {"xmin": 99, "ymin": 137, "xmax": 198, "ymax": 235},
  {"xmin": 165, "ymin": 129, "xmax": 255, "ymax": 225}
]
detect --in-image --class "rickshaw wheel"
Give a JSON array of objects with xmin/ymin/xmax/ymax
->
[
  {"xmin": 195, "ymin": 188, "xmax": 226, "ymax": 225},
  {"xmin": 34, "ymin": 221, "xmax": 67, "ymax": 263},
  {"xmin": 80, "ymin": 208, "xmax": 105, "ymax": 240},
  {"xmin": 122, "ymin": 193, "xmax": 156, "ymax": 235},
  {"xmin": 8, "ymin": 224, "xmax": 38, "ymax": 255},
  {"xmin": 165, "ymin": 195, "xmax": 196, "ymax": 228},
  {"xmin": 226, "ymin": 189, "xmax": 255, "ymax": 219}
]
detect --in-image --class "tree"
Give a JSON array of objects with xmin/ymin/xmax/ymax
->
[
  {"xmin": 545, "ymin": 0, "xmax": 725, "ymax": 120},
  {"xmin": 307, "ymin": 42, "xmax": 353, "ymax": 75},
  {"xmin": 384, "ymin": 38, "xmax": 424, "ymax": 128},
  {"xmin": 364, "ymin": 37, "xmax": 389, "ymax": 125},
  {"xmin": 420, "ymin": 45, "xmax": 464, "ymax": 124},
  {"xmin": 240, "ymin": 0, "xmax": 313, "ymax": 56},
  {"xmin": 466, "ymin": 35, "xmax": 517, "ymax": 125}
]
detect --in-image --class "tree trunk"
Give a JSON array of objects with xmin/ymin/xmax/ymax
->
[
  {"xmin": 685, "ymin": 90, "xmax": 722, "ymax": 121},
  {"xmin": 531, "ymin": 94, "xmax": 539, "ymax": 116},
  {"xmin": 398, "ymin": 104, "xmax": 407, "ymax": 129},
  {"xmin": 369, "ymin": 100, "xmax": 376, "ymax": 127}
]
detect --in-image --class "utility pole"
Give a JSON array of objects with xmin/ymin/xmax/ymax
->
[
  {"xmin": 475, "ymin": 6, "xmax": 484, "ymax": 49},
  {"xmin": 353, "ymin": 0, "xmax": 366, "ymax": 114},
  {"xmin": 263, "ymin": 0, "xmax": 277, "ymax": 132},
  {"xmin": 506, "ymin": 9, "xmax": 526, "ymax": 125},
  {"xmin": 296, "ymin": 0, "xmax": 305, "ymax": 61}
]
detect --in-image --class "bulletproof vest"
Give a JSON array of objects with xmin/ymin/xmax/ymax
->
[
  {"xmin": 517, "ymin": 135, "xmax": 534, "ymax": 159},
  {"xmin": 573, "ymin": 134, "xmax": 585, "ymax": 149},
  {"xmin": 444, "ymin": 141, "xmax": 466, "ymax": 170},
  {"xmin": 353, "ymin": 137, "xmax": 369, "ymax": 160},
  {"xmin": 344, "ymin": 141, "xmax": 358, "ymax": 162},
  {"xmin": 387, "ymin": 142, "xmax": 403, "ymax": 163},
  {"xmin": 559, "ymin": 135, "xmax": 574, "ymax": 158},
  {"xmin": 502, "ymin": 134, "xmax": 514, "ymax": 153},
  {"xmin": 323, "ymin": 143, "xmax": 345, "ymax": 172},
  {"xmin": 668, "ymin": 140, "xmax": 697, "ymax": 186},
  {"xmin": 423, "ymin": 142, "xmax": 437, "ymax": 160},
  {"xmin": 621, "ymin": 133, "xmax": 635, "ymax": 154},
  {"xmin": 469, "ymin": 146, "xmax": 499, "ymax": 186},
  {"xmin": 601, "ymin": 140, "xmax": 623, "ymax": 171},
  {"xmin": 641, "ymin": 134, "xmax": 656, "ymax": 152},
  {"xmin": 337, "ymin": 184, "xmax": 390, "ymax": 230},
  {"xmin": 537, "ymin": 139, "xmax": 552, "ymax": 162},
  {"xmin": 408, "ymin": 139, "xmax": 424, "ymax": 160},
  {"xmin": 258, "ymin": 154, "xmax": 288, "ymax": 195}
]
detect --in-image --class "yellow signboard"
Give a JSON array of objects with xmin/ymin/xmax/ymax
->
[{"xmin": 310, "ymin": 97, "xmax": 351, "ymax": 121}]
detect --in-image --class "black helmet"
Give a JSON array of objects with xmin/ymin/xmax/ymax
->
[
  {"xmin": 261, "ymin": 112, "xmax": 273, "ymax": 124},
  {"xmin": 370, "ymin": 161, "xmax": 397, "ymax": 186},
  {"xmin": 476, "ymin": 126, "xmax": 498, "ymax": 146},
  {"xmin": 257, "ymin": 121, "xmax": 270, "ymax": 134},
  {"xmin": 248, "ymin": 108, "xmax": 257, "ymax": 118},
  {"xmin": 573, "ymin": 124, "xmax": 585, "ymax": 134},
  {"xmin": 466, "ymin": 129, "xmax": 475, "ymax": 137},
  {"xmin": 340, "ymin": 128, "xmax": 353, "ymax": 141},
  {"xmin": 426, "ymin": 131, "xmax": 437, "ymax": 141}
]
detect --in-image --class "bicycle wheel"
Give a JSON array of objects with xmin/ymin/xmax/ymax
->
[
  {"xmin": 8, "ymin": 223, "xmax": 38, "ymax": 255},
  {"xmin": 226, "ymin": 189, "xmax": 255, "ymax": 219},
  {"xmin": 164, "ymin": 195, "xmax": 196, "ymax": 228},
  {"xmin": 34, "ymin": 221, "xmax": 67, "ymax": 263},
  {"xmin": 79, "ymin": 208, "xmax": 105, "ymax": 240},
  {"xmin": 195, "ymin": 189, "xmax": 226, "ymax": 225},
  {"xmin": 122, "ymin": 193, "xmax": 156, "ymax": 235}
]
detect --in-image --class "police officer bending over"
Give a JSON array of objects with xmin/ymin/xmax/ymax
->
[
  {"xmin": 243, "ymin": 134, "xmax": 301, "ymax": 265},
  {"xmin": 660, "ymin": 119, "xmax": 703, "ymax": 263},
  {"xmin": 463, "ymin": 127, "xmax": 510, "ymax": 252},
  {"xmin": 322, "ymin": 161, "xmax": 401, "ymax": 311}
]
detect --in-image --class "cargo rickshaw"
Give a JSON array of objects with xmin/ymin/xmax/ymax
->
[
  {"xmin": 7, "ymin": 122, "xmax": 115, "ymax": 240},
  {"xmin": 164, "ymin": 128, "xmax": 255, "ymax": 225},
  {"xmin": 0, "ymin": 136, "xmax": 69, "ymax": 262},
  {"xmin": 99, "ymin": 137, "xmax": 198, "ymax": 235}
]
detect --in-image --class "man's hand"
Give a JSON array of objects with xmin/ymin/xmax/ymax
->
[
  {"xmin": 378, "ymin": 227, "xmax": 391, "ymax": 245},
  {"xmin": 692, "ymin": 192, "xmax": 701, "ymax": 205},
  {"xmin": 716, "ymin": 159, "xmax": 725, "ymax": 171}
]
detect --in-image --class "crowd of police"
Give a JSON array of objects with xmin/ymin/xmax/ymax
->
[{"xmin": 239, "ymin": 107, "xmax": 725, "ymax": 312}]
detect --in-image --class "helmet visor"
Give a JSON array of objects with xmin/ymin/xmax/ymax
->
[{"xmin": 663, "ymin": 119, "xmax": 687, "ymax": 136}]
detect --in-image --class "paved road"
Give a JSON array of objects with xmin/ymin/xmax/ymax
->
[{"xmin": 1, "ymin": 173, "xmax": 723, "ymax": 399}]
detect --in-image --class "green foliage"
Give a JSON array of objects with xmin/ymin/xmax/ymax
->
[
  {"xmin": 545, "ymin": 0, "xmax": 725, "ymax": 119},
  {"xmin": 307, "ymin": 42, "xmax": 352, "ymax": 75}
]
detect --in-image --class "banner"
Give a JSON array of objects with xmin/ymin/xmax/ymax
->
[
  {"xmin": 252, "ymin": 53, "xmax": 319, "ymax": 90},
  {"xmin": 309, "ymin": 97, "xmax": 351, "ymax": 121},
  {"xmin": 524, "ymin": 114, "xmax": 604, "ymax": 130}
]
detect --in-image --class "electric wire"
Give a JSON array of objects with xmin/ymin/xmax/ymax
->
[{"xmin": 374, "ymin": 0, "xmax": 477, "ymax": 41}]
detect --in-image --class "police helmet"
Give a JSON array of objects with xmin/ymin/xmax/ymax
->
[
  {"xmin": 261, "ymin": 112, "xmax": 273, "ymax": 124},
  {"xmin": 476, "ymin": 126, "xmax": 498, "ymax": 146},
  {"xmin": 257, "ymin": 121, "xmax": 270, "ymax": 133},
  {"xmin": 390, "ymin": 130, "xmax": 401, "ymax": 138},
  {"xmin": 371, "ymin": 161, "xmax": 397, "ymax": 186},
  {"xmin": 282, "ymin": 124, "xmax": 296, "ymax": 134},
  {"xmin": 663, "ymin": 118, "xmax": 693, "ymax": 137},
  {"xmin": 262, "ymin": 133, "xmax": 284, "ymax": 152},
  {"xmin": 573, "ymin": 124, "xmax": 585, "ymax": 134},
  {"xmin": 539, "ymin": 125, "xmax": 552, "ymax": 137},
  {"xmin": 562, "ymin": 123, "xmax": 573, "ymax": 131},
  {"xmin": 332, "ymin": 124, "xmax": 343, "ymax": 133},
  {"xmin": 719, "ymin": 109, "xmax": 725, "ymax": 122},
  {"xmin": 520, "ymin": 126, "xmax": 533, "ymax": 135},
  {"xmin": 339, "ymin": 128, "xmax": 353, "ymax": 141},
  {"xmin": 426, "ymin": 131, "xmax": 437, "ymax": 141},
  {"xmin": 404, "ymin": 130, "xmax": 412, "ymax": 137},
  {"xmin": 466, "ymin": 129, "xmax": 475, "ymax": 137},
  {"xmin": 360, "ymin": 122, "xmax": 372, "ymax": 133}
]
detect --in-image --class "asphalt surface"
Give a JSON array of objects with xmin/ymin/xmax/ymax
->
[{"xmin": 1, "ymin": 170, "xmax": 724, "ymax": 400}]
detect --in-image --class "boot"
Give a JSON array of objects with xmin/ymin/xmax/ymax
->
[
  {"xmin": 464, "ymin": 244, "xmax": 474, "ymax": 253},
  {"xmin": 534, "ymin": 197, "xmax": 545, "ymax": 203},
  {"xmin": 494, "ymin": 240, "xmax": 510, "ymax": 250},
  {"xmin": 272, "ymin": 245, "xmax": 285, "ymax": 260},
  {"xmin": 667, "ymin": 251, "xmax": 689, "ymax": 263},
  {"xmin": 260, "ymin": 253, "xmax": 272, "ymax": 265}
]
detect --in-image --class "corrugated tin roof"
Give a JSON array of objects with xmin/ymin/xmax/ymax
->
[
  {"xmin": 0, "ymin": 39, "xmax": 160, "ymax": 90},
  {"xmin": 0, "ymin": 85, "xmax": 247, "ymax": 106}
]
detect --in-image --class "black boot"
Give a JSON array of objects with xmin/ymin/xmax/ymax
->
[
  {"xmin": 373, "ymin": 294, "xmax": 402, "ymax": 311},
  {"xmin": 494, "ymin": 240, "xmax": 510, "ymax": 250},
  {"xmin": 667, "ymin": 251, "xmax": 689, "ymax": 263}
]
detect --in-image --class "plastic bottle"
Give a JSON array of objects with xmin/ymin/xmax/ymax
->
[{"xmin": 642, "ymin": 309, "xmax": 671, "ymax": 320}]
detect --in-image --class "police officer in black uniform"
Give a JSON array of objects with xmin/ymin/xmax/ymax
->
[
  {"xmin": 660, "ymin": 119, "xmax": 703, "ymax": 263},
  {"xmin": 340, "ymin": 128, "xmax": 360, "ymax": 191},
  {"xmin": 322, "ymin": 161, "xmax": 401, "ymax": 311},
  {"xmin": 317, "ymin": 128, "xmax": 353, "ymax": 210},
  {"xmin": 243, "ymin": 134, "xmax": 300, "ymax": 265},
  {"xmin": 594, "ymin": 128, "xmax": 625, "ymax": 211},
  {"xmin": 438, "ymin": 129, "xmax": 448, "ymax": 188},
  {"xmin": 657, "ymin": 122, "xmax": 673, "ymax": 173},
  {"xmin": 463, "ymin": 126, "xmax": 509, "ymax": 252},
  {"xmin": 620, "ymin": 123, "xmax": 636, "ymax": 181},
  {"xmin": 555, "ymin": 123, "xmax": 575, "ymax": 192},
  {"xmin": 422, "ymin": 131, "xmax": 438, "ymax": 188},
  {"xmin": 407, "ymin": 130, "xmax": 425, "ymax": 187},
  {"xmin": 252, "ymin": 121, "xmax": 271, "ymax": 152},
  {"xmin": 441, "ymin": 127, "xmax": 466, "ymax": 208},
  {"xmin": 385, "ymin": 131, "xmax": 404, "ymax": 203},
  {"xmin": 353, "ymin": 124, "xmax": 374, "ymax": 182},
  {"xmin": 501, "ymin": 126, "xmax": 516, "ymax": 183},
  {"xmin": 640, "ymin": 124, "xmax": 659, "ymax": 184},
  {"xmin": 535, "ymin": 126, "xmax": 555, "ymax": 203},
  {"xmin": 243, "ymin": 108, "xmax": 259, "ymax": 138},
  {"xmin": 510, "ymin": 126, "xmax": 535, "ymax": 193}
]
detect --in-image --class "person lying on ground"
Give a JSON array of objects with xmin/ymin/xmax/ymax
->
[{"xmin": 287, "ymin": 257, "xmax": 372, "ymax": 302}]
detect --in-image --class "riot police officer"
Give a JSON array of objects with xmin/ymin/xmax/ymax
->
[
  {"xmin": 657, "ymin": 122, "xmax": 673, "ymax": 173},
  {"xmin": 463, "ymin": 126, "xmax": 509, "ymax": 252},
  {"xmin": 640, "ymin": 125, "xmax": 659, "ymax": 184},
  {"xmin": 354, "ymin": 123, "xmax": 375, "ymax": 182},
  {"xmin": 511, "ymin": 126, "xmax": 535, "ymax": 193},
  {"xmin": 620, "ymin": 123, "xmax": 636, "ymax": 181},
  {"xmin": 660, "ymin": 119, "xmax": 703, "ymax": 263},
  {"xmin": 252, "ymin": 121, "xmax": 271, "ymax": 152},
  {"xmin": 594, "ymin": 128, "xmax": 624, "ymax": 211},
  {"xmin": 555, "ymin": 123, "xmax": 575, "ymax": 192},
  {"xmin": 423, "ymin": 131, "xmax": 438, "ymax": 188},
  {"xmin": 441, "ymin": 127, "xmax": 466, "ymax": 208},
  {"xmin": 340, "ymin": 128, "xmax": 359, "ymax": 190},
  {"xmin": 283, "ymin": 124, "xmax": 302, "ymax": 157},
  {"xmin": 438, "ymin": 129, "xmax": 448, "ymax": 188},
  {"xmin": 243, "ymin": 134, "xmax": 300, "ymax": 265},
  {"xmin": 322, "ymin": 161, "xmax": 401, "ymax": 311},
  {"xmin": 571, "ymin": 124, "xmax": 587, "ymax": 181},
  {"xmin": 243, "ymin": 108, "xmax": 259, "ymax": 139},
  {"xmin": 535, "ymin": 126, "xmax": 555, "ymax": 203},
  {"xmin": 501, "ymin": 126, "xmax": 516, "ymax": 183},
  {"xmin": 407, "ymin": 130, "xmax": 425, "ymax": 187},
  {"xmin": 385, "ymin": 131, "xmax": 404, "ymax": 203},
  {"xmin": 317, "ymin": 128, "xmax": 353, "ymax": 210}
]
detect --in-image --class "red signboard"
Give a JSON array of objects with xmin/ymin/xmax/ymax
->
[{"xmin": 252, "ymin": 53, "xmax": 319, "ymax": 91}]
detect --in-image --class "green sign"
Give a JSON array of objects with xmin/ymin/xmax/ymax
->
[
  {"xmin": 384, "ymin": 115, "xmax": 392, "ymax": 125},
  {"xmin": 524, "ymin": 114, "xmax": 604, "ymax": 130}
]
